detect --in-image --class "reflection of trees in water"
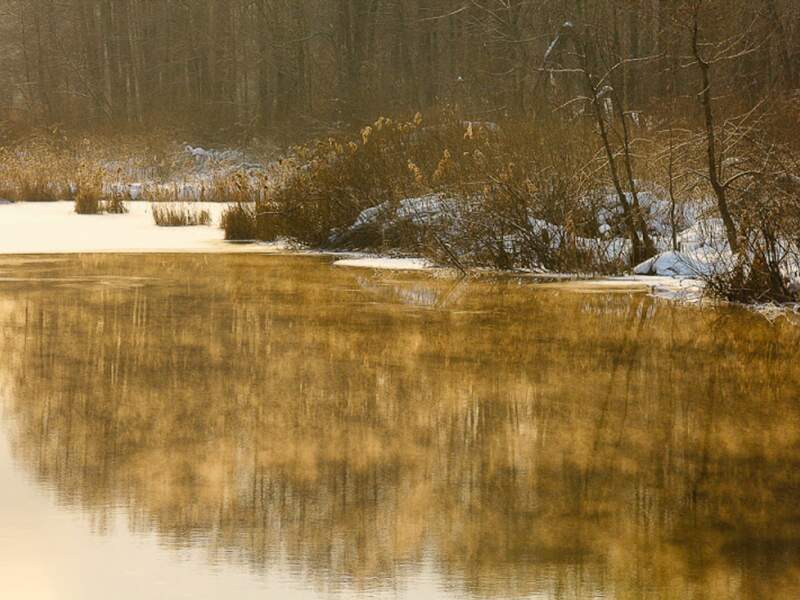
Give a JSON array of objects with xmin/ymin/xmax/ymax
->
[{"xmin": 1, "ymin": 254, "xmax": 800, "ymax": 599}]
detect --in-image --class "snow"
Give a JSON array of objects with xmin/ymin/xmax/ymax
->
[
  {"xmin": 348, "ymin": 195, "xmax": 451, "ymax": 231},
  {"xmin": 334, "ymin": 190, "xmax": 723, "ymax": 302},
  {"xmin": 342, "ymin": 195, "xmax": 632, "ymax": 265},
  {"xmin": 0, "ymin": 201, "xmax": 283, "ymax": 255},
  {"xmin": 633, "ymin": 251, "xmax": 704, "ymax": 277},
  {"xmin": 333, "ymin": 257, "xmax": 433, "ymax": 271},
  {"xmin": 184, "ymin": 145, "xmax": 248, "ymax": 164},
  {"xmin": 0, "ymin": 200, "xmax": 710, "ymax": 303},
  {"xmin": 92, "ymin": 144, "xmax": 270, "ymax": 205}
]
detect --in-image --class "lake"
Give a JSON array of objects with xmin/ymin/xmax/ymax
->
[{"xmin": 1, "ymin": 254, "xmax": 799, "ymax": 599}]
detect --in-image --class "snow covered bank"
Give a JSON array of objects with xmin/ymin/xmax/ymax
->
[
  {"xmin": 0, "ymin": 201, "xmax": 706, "ymax": 303},
  {"xmin": 0, "ymin": 201, "xmax": 284, "ymax": 255}
]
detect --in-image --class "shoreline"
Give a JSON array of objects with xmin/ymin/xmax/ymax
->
[{"xmin": 1, "ymin": 201, "xmax": 703, "ymax": 302}]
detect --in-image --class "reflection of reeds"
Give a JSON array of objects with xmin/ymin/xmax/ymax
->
[
  {"xmin": 1, "ymin": 254, "xmax": 799, "ymax": 598},
  {"xmin": 152, "ymin": 204, "xmax": 211, "ymax": 226}
]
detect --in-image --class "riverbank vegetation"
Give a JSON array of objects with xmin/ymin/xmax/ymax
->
[{"xmin": 0, "ymin": 0, "xmax": 799, "ymax": 303}]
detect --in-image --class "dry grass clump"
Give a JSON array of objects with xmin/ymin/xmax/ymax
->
[
  {"xmin": 104, "ymin": 193, "xmax": 130, "ymax": 214},
  {"xmin": 0, "ymin": 130, "xmax": 274, "ymax": 204},
  {"xmin": 73, "ymin": 166, "xmax": 105, "ymax": 214},
  {"xmin": 72, "ymin": 165, "xmax": 130, "ymax": 215},
  {"xmin": 221, "ymin": 203, "xmax": 258, "ymax": 240},
  {"xmin": 152, "ymin": 204, "xmax": 212, "ymax": 227}
]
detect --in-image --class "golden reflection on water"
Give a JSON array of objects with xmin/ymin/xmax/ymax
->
[{"xmin": 1, "ymin": 254, "xmax": 800, "ymax": 599}]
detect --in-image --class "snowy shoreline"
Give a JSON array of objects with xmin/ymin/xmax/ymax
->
[{"xmin": 0, "ymin": 201, "xmax": 703, "ymax": 301}]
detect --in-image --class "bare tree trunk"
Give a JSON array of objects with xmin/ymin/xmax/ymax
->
[
  {"xmin": 765, "ymin": 0, "xmax": 795, "ymax": 89},
  {"xmin": 33, "ymin": 5, "xmax": 53, "ymax": 120},
  {"xmin": 611, "ymin": 91, "xmax": 656, "ymax": 258},
  {"xmin": 584, "ymin": 67, "xmax": 644, "ymax": 264},
  {"xmin": 691, "ymin": 10, "xmax": 739, "ymax": 254}
]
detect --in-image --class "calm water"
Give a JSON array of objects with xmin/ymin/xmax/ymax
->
[{"xmin": 1, "ymin": 254, "xmax": 799, "ymax": 600}]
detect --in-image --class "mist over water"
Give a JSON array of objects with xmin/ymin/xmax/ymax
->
[{"xmin": 1, "ymin": 254, "xmax": 799, "ymax": 599}]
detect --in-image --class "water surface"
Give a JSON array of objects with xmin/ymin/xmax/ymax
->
[{"xmin": 1, "ymin": 254, "xmax": 799, "ymax": 599}]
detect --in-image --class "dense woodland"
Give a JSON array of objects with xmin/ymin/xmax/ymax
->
[{"xmin": 0, "ymin": 0, "xmax": 797, "ymax": 135}]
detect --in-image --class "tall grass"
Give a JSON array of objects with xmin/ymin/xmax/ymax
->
[
  {"xmin": 104, "ymin": 193, "xmax": 130, "ymax": 214},
  {"xmin": 0, "ymin": 131, "xmax": 274, "ymax": 203},
  {"xmin": 73, "ymin": 166, "xmax": 105, "ymax": 214},
  {"xmin": 221, "ymin": 203, "xmax": 258, "ymax": 240},
  {"xmin": 0, "ymin": 140, "xmax": 72, "ymax": 202},
  {"xmin": 152, "ymin": 204, "xmax": 212, "ymax": 227}
]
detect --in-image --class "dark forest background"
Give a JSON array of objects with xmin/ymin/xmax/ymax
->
[{"xmin": 0, "ymin": 0, "xmax": 796, "ymax": 139}]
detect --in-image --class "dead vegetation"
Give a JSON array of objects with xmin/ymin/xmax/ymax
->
[
  {"xmin": 221, "ymin": 112, "xmax": 658, "ymax": 274},
  {"xmin": 152, "ymin": 204, "xmax": 212, "ymax": 227},
  {"xmin": 221, "ymin": 203, "xmax": 258, "ymax": 241},
  {"xmin": 220, "ymin": 112, "xmax": 632, "ymax": 274}
]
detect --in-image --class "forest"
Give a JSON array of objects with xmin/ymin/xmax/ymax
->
[
  {"xmin": 0, "ymin": 0, "xmax": 799, "ymax": 301},
  {"xmin": 0, "ymin": 1, "xmax": 796, "ymax": 132}
]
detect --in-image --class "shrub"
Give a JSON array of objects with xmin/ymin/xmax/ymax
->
[
  {"xmin": 258, "ymin": 113, "xmax": 442, "ymax": 246},
  {"xmin": 255, "ymin": 112, "xmax": 621, "ymax": 273},
  {"xmin": 696, "ymin": 132, "xmax": 800, "ymax": 303}
]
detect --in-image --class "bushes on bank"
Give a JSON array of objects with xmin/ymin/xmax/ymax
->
[{"xmin": 224, "ymin": 112, "xmax": 624, "ymax": 273}]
